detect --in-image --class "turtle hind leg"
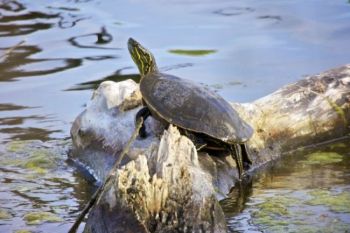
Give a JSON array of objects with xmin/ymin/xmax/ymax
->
[
  {"xmin": 135, "ymin": 106, "xmax": 151, "ymax": 138},
  {"xmin": 241, "ymin": 143, "xmax": 252, "ymax": 170},
  {"xmin": 232, "ymin": 144, "xmax": 244, "ymax": 180}
]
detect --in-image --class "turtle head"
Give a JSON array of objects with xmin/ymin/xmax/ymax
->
[{"xmin": 128, "ymin": 38, "xmax": 158, "ymax": 76}]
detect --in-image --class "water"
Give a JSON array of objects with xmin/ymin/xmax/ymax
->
[
  {"xmin": 223, "ymin": 139, "xmax": 350, "ymax": 233},
  {"xmin": 0, "ymin": 0, "xmax": 350, "ymax": 232},
  {"xmin": 0, "ymin": 140, "xmax": 95, "ymax": 232}
]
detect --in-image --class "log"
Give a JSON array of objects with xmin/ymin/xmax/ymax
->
[{"xmin": 70, "ymin": 65, "xmax": 350, "ymax": 233}]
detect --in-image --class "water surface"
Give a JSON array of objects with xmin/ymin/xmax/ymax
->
[
  {"xmin": 224, "ymin": 139, "xmax": 350, "ymax": 232},
  {"xmin": 0, "ymin": 0, "xmax": 350, "ymax": 232}
]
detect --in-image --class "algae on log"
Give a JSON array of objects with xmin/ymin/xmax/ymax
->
[{"xmin": 70, "ymin": 65, "xmax": 350, "ymax": 233}]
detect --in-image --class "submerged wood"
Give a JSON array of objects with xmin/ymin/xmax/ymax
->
[{"xmin": 70, "ymin": 65, "xmax": 350, "ymax": 233}]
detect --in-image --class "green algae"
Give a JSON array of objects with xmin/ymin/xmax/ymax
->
[
  {"xmin": 2, "ymin": 140, "xmax": 59, "ymax": 174},
  {"xmin": 253, "ymin": 214, "xmax": 289, "ymax": 226},
  {"xmin": 211, "ymin": 83, "xmax": 223, "ymax": 89},
  {"xmin": 294, "ymin": 222, "xmax": 350, "ymax": 233},
  {"xmin": 2, "ymin": 149, "xmax": 58, "ymax": 174},
  {"xmin": 23, "ymin": 211, "xmax": 63, "ymax": 225},
  {"xmin": 24, "ymin": 149, "xmax": 58, "ymax": 173},
  {"xmin": 304, "ymin": 152, "xmax": 343, "ymax": 165},
  {"xmin": 251, "ymin": 191, "xmax": 350, "ymax": 232},
  {"xmin": 168, "ymin": 49, "xmax": 217, "ymax": 56},
  {"xmin": 14, "ymin": 230, "xmax": 32, "ymax": 233},
  {"xmin": 328, "ymin": 142, "xmax": 347, "ymax": 150},
  {"xmin": 6, "ymin": 140, "xmax": 30, "ymax": 153},
  {"xmin": 0, "ymin": 208, "xmax": 12, "ymax": 219},
  {"xmin": 255, "ymin": 200, "xmax": 289, "ymax": 216},
  {"xmin": 306, "ymin": 189, "xmax": 350, "ymax": 213},
  {"xmin": 252, "ymin": 196, "xmax": 302, "ymax": 228}
]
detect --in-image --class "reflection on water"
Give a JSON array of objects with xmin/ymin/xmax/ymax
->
[
  {"xmin": 65, "ymin": 67, "xmax": 140, "ymax": 91},
  {"xmin": 257, "ymin": 15, "xmax": 282, "ymax": 23},
  {"xmin": 0, "ymin": 103, "xmax": 60, "ymax": 141},
  {"xmin": 0, "ymin": 44, "xmax": 82, "ymax": 81},
  {"xmin": 68, "ymin": 27, "xmax": 117, "ymax": 50},
  {"xmin": 66, "ymin": 62, "xmax": 195, "ymax": 91},
  {"xmin": 0, "ymin": 103, "xmax": 34, "ymax": 111},
  {"xmin": 223, "ymin": 138, "xmax": 350, "ymax": 232},
  {"xmin": 0, "ymin": 126, "xmax": 61, "ymax": 141},
  {"xmin": 0, "ymin": 1, "xmax": 55, "ymax": 37},
  {"xmin": 213, "ymin": 7, "xmax": 255, "ymax": 16}
]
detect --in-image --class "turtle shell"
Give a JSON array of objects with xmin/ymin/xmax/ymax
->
[{"xmin": 140, "ymin": 72, "xmax": 253, "ymax": 143}]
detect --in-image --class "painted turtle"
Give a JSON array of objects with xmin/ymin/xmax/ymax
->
[{"xmin": 128, "ymin": 38, "xmax": 253, "ymax": 179}]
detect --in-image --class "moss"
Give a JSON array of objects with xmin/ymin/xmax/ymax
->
[
  {"xmin": 306, "ymin": 189, "xmax": 350, "ymax": 213},
  {"xmin": 0, "ymin": 208, "xmax": 12, "ymax": 219},
  {"xmin": 168, "ymin": 49, "xmax": 217, "ymax": 56},
  {"xmin": 23, "ymin": 211, "xmax": 63, "ymax": 225},
  {"xmin": 304, "ymin": 152, "xmax": 343, "ymax": 165}
]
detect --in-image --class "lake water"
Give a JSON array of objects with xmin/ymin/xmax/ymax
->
[
  {"xmin": 223, "ymin": 138, "xmax": 350, "ymax": 233},
  {"xmin": 0, "ymin": 0, "xmax": 350, "ymax": 232}
]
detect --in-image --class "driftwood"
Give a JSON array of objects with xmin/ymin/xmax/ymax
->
[{"xmin": 70, "ymin": 65, "xmax": 350, "ymax": 233}]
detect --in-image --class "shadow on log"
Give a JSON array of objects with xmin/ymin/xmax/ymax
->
[{"xmin": 70, "ymin": 65, "xmax": 350, "ymax": 233}]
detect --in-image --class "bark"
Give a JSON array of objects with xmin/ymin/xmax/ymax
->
[{"xmin": 70, "ymin": 65, "xmax": 350, "ymax": 233}]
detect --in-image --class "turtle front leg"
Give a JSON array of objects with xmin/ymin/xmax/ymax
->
[
  {"xmin": 232, "ymin": 144, "xmax": 244, "ymax": 180},
  {"xmin": 135, "ymin": 106, "xmax": 151, "ymax": 138}
]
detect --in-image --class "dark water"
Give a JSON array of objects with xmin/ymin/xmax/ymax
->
[{"xmin": 0, "ymin": 0, "xmax": 350, "ymax": 232}]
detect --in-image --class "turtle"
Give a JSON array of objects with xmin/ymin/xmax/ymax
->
[{"xmin": 127, "ymin": 38, "xmax": 254, "ymax": 179}]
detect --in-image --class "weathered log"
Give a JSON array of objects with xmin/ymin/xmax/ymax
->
[{"xmin": 70, "ymin": 65, "xmax": 350, "ymax": 233}]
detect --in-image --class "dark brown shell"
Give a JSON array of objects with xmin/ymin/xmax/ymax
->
[{"xmin": 140, "ymin": 72, "xmax": 253, "ymax": 143}]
